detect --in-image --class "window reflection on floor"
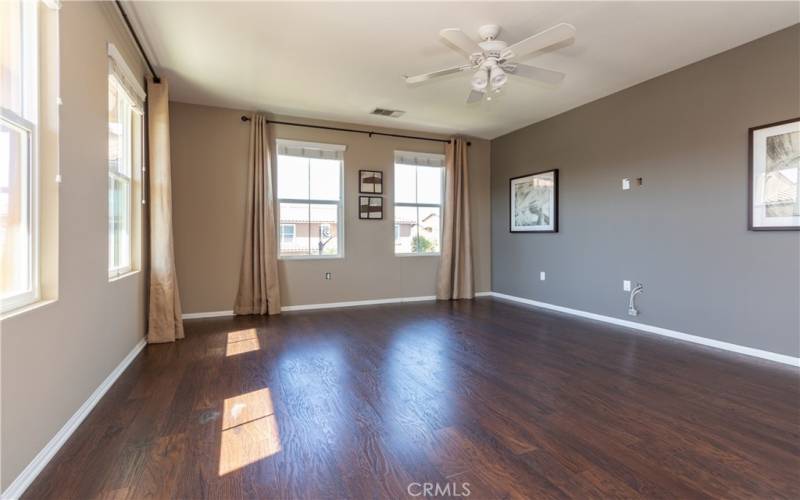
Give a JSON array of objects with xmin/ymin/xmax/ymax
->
[
  {"xmin": 225, "ymin": 329, "xmax": 261, "ymax": 357},
  {"xmin": 219, "ymin": 389, "xmax": 281, "ymax": 475}
]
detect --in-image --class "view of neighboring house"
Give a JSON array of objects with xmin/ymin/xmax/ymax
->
[
  {"xmin": 279, "ymin": 203, "xmax": 441, "ymax": 256},
  {"xmin": 394, "ymin": 211, "xmax": 440, "ymax": 254},
  {"xmin": 279, "ymin": 203, "xmax": 338, "ymax": 256}
]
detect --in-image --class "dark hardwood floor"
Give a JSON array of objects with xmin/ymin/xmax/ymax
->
[{"xmin": 24, "ymin": 298, "xmax": 799, "ymax": 499}]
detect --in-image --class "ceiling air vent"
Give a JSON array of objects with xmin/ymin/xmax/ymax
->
[{"xmin": 371, "ymin": 108, "xmax": 405, "ymax": 118}]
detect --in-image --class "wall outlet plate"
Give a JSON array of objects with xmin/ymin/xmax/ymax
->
[
  {"xmin": 623, "ymin": 280, "xmax": 631, "ymax": 291},
  {"xmin": 540, "ymin": 271, "xmax": 546, "ymax": 281},
  {"xmin": 622, "ymin": 178, "xmax": 631, "ymax": 190}
]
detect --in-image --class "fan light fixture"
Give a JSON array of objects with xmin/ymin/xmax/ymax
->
[
  {"xmin": 490, "ymin": 65, "xmax": 507, "ymax": 88},
  {"xmin": 471, "ymin": 67, "xmax": 489, "ymax": 91}
]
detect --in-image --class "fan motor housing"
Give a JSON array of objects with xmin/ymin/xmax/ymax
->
[{"xmin": 479, "ymin": 39, "xmax": 508, "ymax": 58}]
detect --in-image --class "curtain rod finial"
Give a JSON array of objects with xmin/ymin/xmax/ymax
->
[{"xmin": 241, "ymin": 115, "xmax": 251, "ymax": 122}]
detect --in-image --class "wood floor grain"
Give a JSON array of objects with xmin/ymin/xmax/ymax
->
[{"xmin": 23, "ymin": 298, "xmax": 800, "ymax": 499}]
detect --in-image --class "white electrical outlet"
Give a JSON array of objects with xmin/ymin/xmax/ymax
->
[
  {"xmin": 540, "ymin": 271, "xmax": 546, "ymax": 281},
  {"xmin": 623, "ymin": 280, "xmax": 631, "ymax": 291},
  {"xmin": 622, "ymin": 178, "xmax": 631, "ymax": 190}
]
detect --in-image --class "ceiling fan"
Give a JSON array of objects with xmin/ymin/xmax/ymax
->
[{"xmin": 405, "ymin": 23, "xmax": 576, "ymax": 103}]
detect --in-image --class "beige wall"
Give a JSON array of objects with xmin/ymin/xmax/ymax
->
[
  {"xmin": 170, "ymin": 102, "xmax": 491, "ymax": 312},
  {"xmin": 1, "ymin": 2, "xmax": 147, "ymax": 490}
]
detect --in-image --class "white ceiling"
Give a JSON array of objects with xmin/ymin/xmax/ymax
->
[{"xmin": 127, "ymin": 1, "xmax": 798, "ymax": 139}]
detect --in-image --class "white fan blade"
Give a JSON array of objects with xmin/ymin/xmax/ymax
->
[
  {"xmin": 440, "ymin": 28, "xmax": 482, "ymax": 56},
  {"xmin": 467, "ymin": 89, "xmax": 484, "ymax": 103},
  {"xmin": 501, "ymin": 23, "xmax": 576, "ymax": 61},
  {"xmin": 505, "ymin": 64, "xmax": 565, "ymax": 85},
  {"xmin": 405, "ymin": 64, "xmax": 473, "ymax": 84}
]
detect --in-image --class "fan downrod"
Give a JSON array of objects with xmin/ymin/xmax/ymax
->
[{"xmin": 477, "ymin": 24, "xmax": 501, "ymax": 41}]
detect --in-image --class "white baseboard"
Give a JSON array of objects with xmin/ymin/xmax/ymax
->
[
  {"xmin": 2, "ymin": 338, "xmax": 147, "ymax": 500},
  {"xmin": 181, "ymin": 292, "xmax": 494, "ymax": 318},
  {"xmin": 182, "ymin": 310, "xmax": 234, "ymax": 320},
  {"xmin": 489, "ymin": 291, "xmax": 800, "ymax": 368},
  {"xmin": 282, "ymin": 292, "xmax": 494, "ymax": 311},
  {"xmin": 281, "ymin": 295, "xmax": 437, "ymax": 311}
]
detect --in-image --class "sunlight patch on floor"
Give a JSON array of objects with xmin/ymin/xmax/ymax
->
[
  {"xmin": 219, "ymin": 388, "xmax": 281, "ymax": 475},
  {"xmin": 225, "ymin": 329, "xmax": 261, "ymax": 356}
]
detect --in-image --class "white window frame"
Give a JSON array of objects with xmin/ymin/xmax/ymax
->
[
  {"xmin": 280, "ymin": 223, "xmax": 296, "ymax": 244},
  {"xmin": 393, "ymin": 152, "xmax": 445, "ymax": 257},
  {"xmin": 1, "ymin": 0, "xmax": 40, "ymax": 314},
  {"xmin": 276, "ymin": 139, "xmax": 345, "ymax": 260},
  {"xmin": 107, "ymin": 76, "xmax": 139, "ymax": 278},
  {"xmin": 107, "ymin": 42, "xmax": 144, "ymax": 280}
]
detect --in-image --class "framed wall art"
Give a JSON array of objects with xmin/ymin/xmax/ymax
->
[
  {"xmin": 359, "ymin": 170, "xmax": 383, "ymax": 194},
  {"xmin": 510, "ymin": 169, "xmax": 558, "ymax": 233},
  {"xmin": 749, "ymin": 118, "xmax": 800, "ymax": 230},
  {"xmin": 359, "ymin": 196, "xmax": 383, "ymax": 219}
]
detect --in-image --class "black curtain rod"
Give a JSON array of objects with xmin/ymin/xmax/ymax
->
[
  {"xmin": 241, "ymin": 115, "xmax": 470, "ymax": 146},
  {"xmin": 114, "ymin": 0, "xmax": 161, "ymax": 83}
]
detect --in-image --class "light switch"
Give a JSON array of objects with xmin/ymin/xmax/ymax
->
[
  {"xmin": 540, "ymin": 271, "xmax": 546, "ymax": 281},
  {"xmin": 622, "ymin": 178, "xmax": 631, "ymax": 190},
  {"xmin": 623, "ymin": 280, "xmax": 631, "ymax": 291},
  {"xmin": 325, "ymin": 272, "xmax": 332, "ymax": 280}
]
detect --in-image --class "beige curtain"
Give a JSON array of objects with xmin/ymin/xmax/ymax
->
[
  {"xmin": 146, "ymin": 78, "xmax": 185, "ymax": 343},
  {"xmin": 234, "ymin": 115, "xmax": 281, "ymax": 315},
  {"xmin": 437, "ymin": 137, "xmax": 474, "ymax": 300}
]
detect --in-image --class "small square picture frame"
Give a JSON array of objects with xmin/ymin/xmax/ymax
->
[
  {"xmin": 359, "ymin": 170, "xmax": 383, "ymax": 194},
  {"xmin": 359, "ymin": 196, "xmax": 383, "ymax": 219}
]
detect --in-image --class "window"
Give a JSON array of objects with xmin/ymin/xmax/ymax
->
[
  {"xmin": 107, "ymin": 44, "xmax": 144, "ymax": 278},
  {"xmin": 280, "ymin": 224, "xmax": 295, "ymax": 244},
  {"xmin": 277, "ymin": 139, "xmax": 345, "ymax": 258},
  {"xmin": 1, "ymin": 0, "xmax": 39, "ymax": 312},
  {"xmin": 394, "ymin": 151, "xmax": 444, "ymax": 255}
]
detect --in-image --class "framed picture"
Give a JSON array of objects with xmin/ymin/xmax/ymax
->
[
  {"xmin": 749, "ymin": 118, "xmax": 800, "ymax": 230},
  {"xmin": 359, "ymin": 196, "xmax": 383, "ymax": 219},
  {"xmin": 510, "ymin": 169, "xmax": 558, "ymax": 233},
  {"xmin": 359, "ymin": 170, "xmax": 383, "ymax": 194}
]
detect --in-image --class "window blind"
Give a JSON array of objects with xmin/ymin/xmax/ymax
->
[
  {"xmin": 107, "ymin": 43, "xmax": 146, "ymax": 110},
  {"xmin": 276, "ymin": 139, "xmax": 346, "ymax": 161},
  {"xmin": 395, "ymin": 150, "xmax": 445, "ymax": 168}
]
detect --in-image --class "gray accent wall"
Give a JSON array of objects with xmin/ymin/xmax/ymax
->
[{"xmin": 490, "ymin": 25, "xmax": 800, "ymax": 357}]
